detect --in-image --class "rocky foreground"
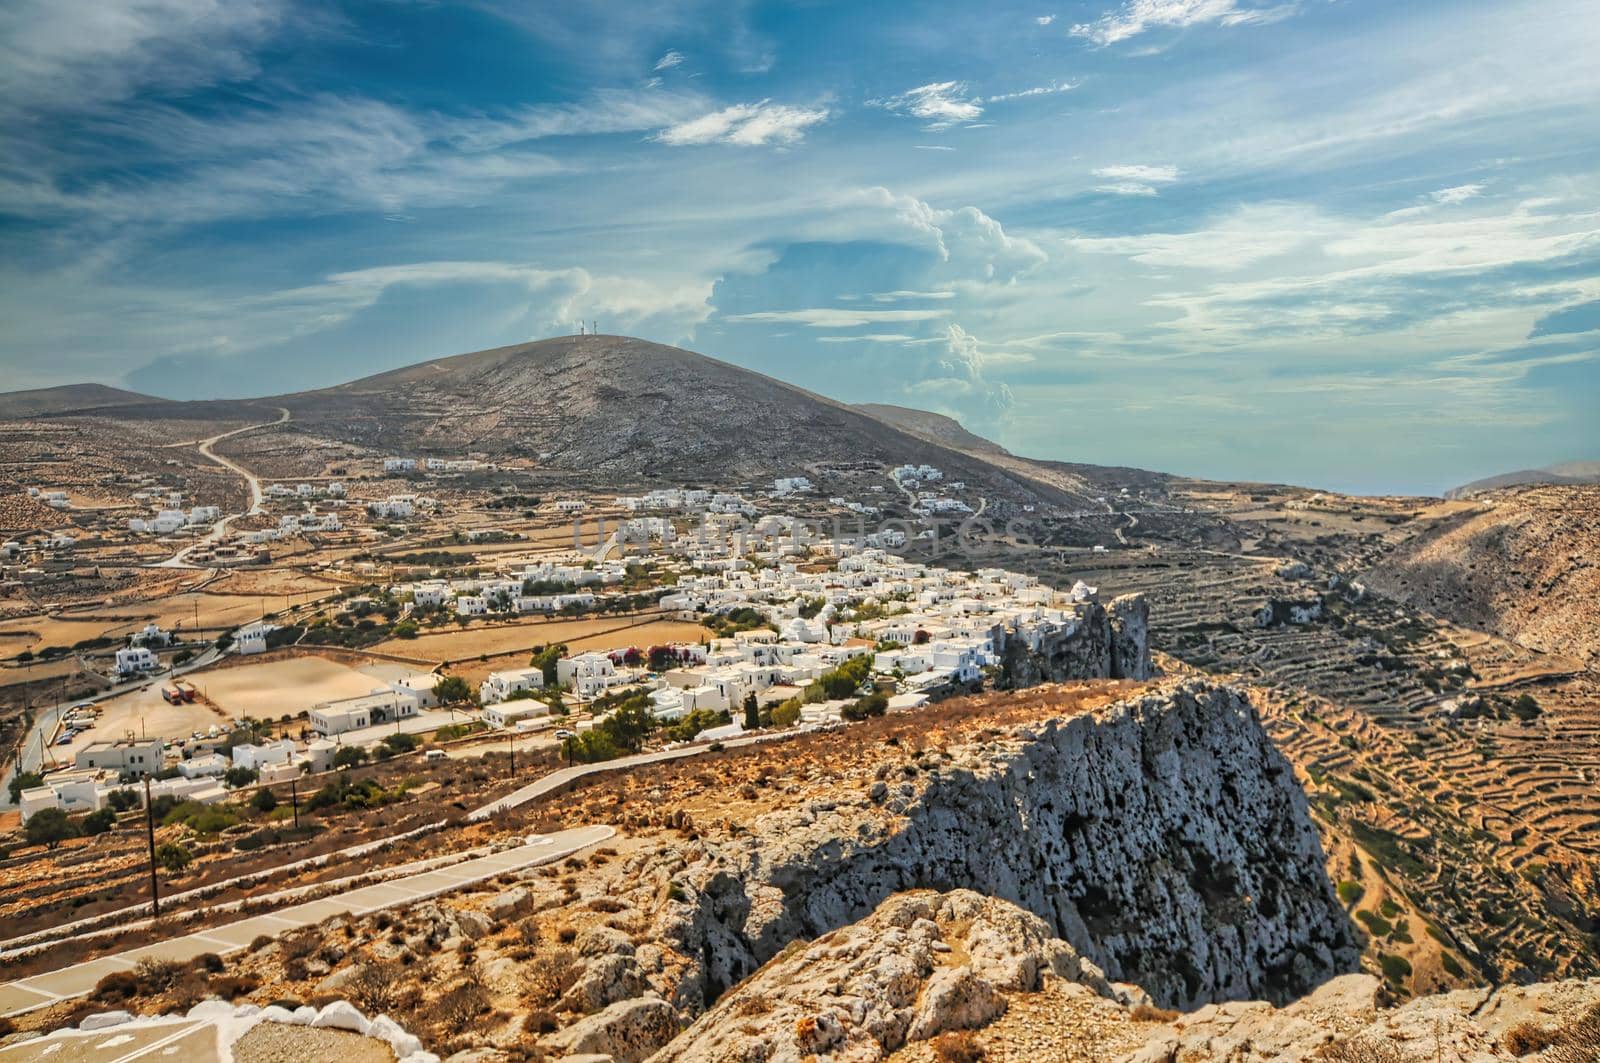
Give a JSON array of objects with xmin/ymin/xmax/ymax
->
[{"xmin": 14, "ymin": 678, "xmax": 1596, "ymax": 1061}]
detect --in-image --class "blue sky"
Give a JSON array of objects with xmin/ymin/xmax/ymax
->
[{"xmin": 2, "ymin": 0, "xmax": 1597, "ymax": 494}]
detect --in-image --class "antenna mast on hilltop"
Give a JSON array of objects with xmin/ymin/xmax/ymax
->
[
  {"xmin": 578, "ymin": 321, "xmax": 586, "ymax": 335},
  {"xmin": 592, "ymin": 320, "xmax": 598, "ymax": 336}
]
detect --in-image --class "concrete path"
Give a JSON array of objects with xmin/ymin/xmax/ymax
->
[
  {"xmin": 0, "ymin": 1017, "xmax": 222, "ymax": 1063},
  {"xmin": 0, "ymin": 825, "xmax": 612, "ymax": 1018},
  {"xmin": 470, "ymin": 731, "xmax": 786, "ymax": 820}
]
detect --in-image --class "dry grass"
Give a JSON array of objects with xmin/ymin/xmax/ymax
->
[{"xmin": 931, "ymin": 1030, "xmax": 987, "ymax": 1063}]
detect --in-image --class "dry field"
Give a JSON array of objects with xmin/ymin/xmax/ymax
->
[{"xmin": 377, "ymin": 613, "xmax": 706, "ymax": 664}]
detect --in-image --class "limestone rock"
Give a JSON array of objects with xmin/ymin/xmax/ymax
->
[{"xmin": 539, "ymin": 997, "xmax": 678, "ymax": 1063}]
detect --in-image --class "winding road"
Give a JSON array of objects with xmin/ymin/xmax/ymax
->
[{"xmin": 156, "ymin": 407, "xmax": 289, "ymax": 569}]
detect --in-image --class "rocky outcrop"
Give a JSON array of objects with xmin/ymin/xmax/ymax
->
[
  {"xmin": 995, "ymin": 593, "xmax": 1152, "ymax": 687},
  {"xmin": 642, "ymin": 680, "xmax": 1355, "ymax": 1013},
  {"xmin": 650, "ymin": 890, "xmax": 1600, "ymax": 1062},
  {"xmin": 654, "ymin": 889, "xmax": 1112, "ymax": 1062}
]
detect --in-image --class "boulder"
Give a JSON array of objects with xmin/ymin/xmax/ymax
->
[
  {"xmin": 904, "ymin": 966, "xmax": 1007, "ymax": 1040},
  {"xmin": 78, "ymin": 1011, "xmax": 132, "ymax": 1031}
]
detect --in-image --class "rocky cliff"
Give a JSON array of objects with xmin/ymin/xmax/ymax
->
[
  {"xmin": 995, "ymin": 593, "xmax": 1153, "ymax": 687},
  {"xmin": 657, "ymin": 889, "xmax": 1600, "ymax": 1063},
  {"xmin": 646, "ymin": 680, "xmax": 1353, "ymax": 1016}
]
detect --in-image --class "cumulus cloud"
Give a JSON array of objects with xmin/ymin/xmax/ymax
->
[
  {"xmin": 653, "ymin": 49, "xmax": 685, "ymax": 70},
  {"xmin": 845, "ymin": 187, "xmax": 1048, "ymax": 284},
  {"xmin": 1093, "ymin": 163, "xmax": 1182, "ymax": 196},
  {"xmin": 905, "ymin": 324, "xmax": 1017, "ymax": 418},
  {"xmin": 655, "ymin": 100, "xmax": 830, "ymax": 146},
  {"xmin": 874, "ymin": 81, "xmax": 983, "ymax": 130},
  {"xmin": 1071, "ymin": 0, "xmax": 1294, "ymax": 47}
]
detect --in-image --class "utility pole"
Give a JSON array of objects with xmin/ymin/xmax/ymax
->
[
  {"xmin": 290, "ymin": 779, "xmax": 299, "ymax": 829},
  {"xmin": 508, "ymin": 730, "xmax": 514, "ymax": 777},
  {"xmin": 143, "ymin": 777, "xmax": 160, "ymax": 918}
]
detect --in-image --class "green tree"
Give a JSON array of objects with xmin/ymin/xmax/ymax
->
[
  {"xmin": 106, "ymin": 788, "xmax": 141, "ymax": 812},
  {"xmin": 392, "ymin": 619, "xmax": 419, "ymax": 639},
  {"xmin": 81, "ymin": 807, "xmax": 117, "ymax": 835},
  {"xmin": 742, "ymin": 691, "xmax": 760, "ymax": 731},
  {"xmin": 224, "ymin": 766, "xmax": 258, "ymax": 789},
  {"xmin": 333, "ymin": 745, "xmax": 368, "ymax": 769},
  {"xmin": 771, "ymin": 699, "xmax": 802, "ymax": 728},
  {"xmin": 380, "ymin": 732, "xmax": 419, "ymax": 757},
  {"xmin": 529, "ymin": 644, "xmax": 567, "ymax": 687},
  {"xmin": 155, "ymin": 841, "xmax": 192, "ymax": 873},
  {"xmin": 8, "ymin": 770, "xmax": 42, "ymax": 803},
  {"xmin": 25, "ymin": 807, "xmax": 77, "ymax": 849},
  {"xmin": 251, "ymin": 787, "xmax": 278, "ymax": 813},
  {"xmin": 432, "ymin": 675, "xmax": 473, "ymax": 704}
]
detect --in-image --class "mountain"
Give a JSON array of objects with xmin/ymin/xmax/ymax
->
[
  {"xmin": 1445, "ymin": 460, "xmax": 1600, "ymax": 498},
  {"xmin": 268, "ymin": 334, "xmax": 1095, "ymax": 503},
  {"xmin": 0, "ymin": 383, "xmax": 166, "ymax": 420}
]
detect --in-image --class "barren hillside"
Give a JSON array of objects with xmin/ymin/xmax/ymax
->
[{"xmin": 1364, "ymin": 485, "xmax": 1600, "ymax": 668}]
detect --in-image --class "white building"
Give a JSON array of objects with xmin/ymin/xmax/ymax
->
[
  {"xmin": 383, "ymin": 458, "xmax": 416, "ymax": 473},
  {"xmin": 479, "ymin": 666, "xmax": 546, "ymax": 705},
  {"xmin": 75, "ymin": 738, "xmax": 163, "ymax": 777},
  {"xmin": 483, "ymin": 700, "xmax": 550, "ymax": 729},
  {"xmin": 114, "ymin": 646, "xmax": 159, "ymax": 675},
  {"xmin": 309, "ymin": 690, "xmax": 421, "ymax": 736},
  {"xmin": 231, "ymin": 739, "xmax": 296, "ymax": 772}
]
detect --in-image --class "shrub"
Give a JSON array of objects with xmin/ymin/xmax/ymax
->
[
  {"xmin": 433, "ymin": 979, "xmax": 491, "ymax": 1032},
  {"xmin": 1130, "ymin": 1003, "xmax": 1179, "ymax": 1023},
  {"xmin": 1335, "ymin": 880, "xmax": 1365, "ymax": 905},
  {"xmin": 348, "ymin": 960, "xmax": 405, "ymax": 1013},
  {"xmin": 524, "ymin": 949, "xmax": 580, "ymax": 1006},
  {"xmin": 154, "ymin": 841, "xmax": 192, "ymax": 873},
  {"xmin": 333, "ymin": 746, "xmax": 368, "ymax": 768},
  {"xmin": 25, "ymin": 807, "xmax": 77, "ymax": 849},
  {"xmin": 208, "ymin": 973, "xmax": 259, "ymax": 999},
  {"xmin": 931, "ymin": 1030, "xmax": 986, "ymax": 1063},
  {"xmin": 81, "ymin": 807, "xmax": 117, "ymax": 835},
  {"xmin": 771, "ymin": 699, "xmax": 802, "ymax": 728},
  {"xmin": 1317, "ymin": 1036, "xmax": 1406, "ymax": 1062},
  {"xmin": 251, "ymin": 788, "xmax": 278, "ymax": 813},
  {"xmin": 1378, "ymin": 953, "xmax": 1412, "ymax": 984}
]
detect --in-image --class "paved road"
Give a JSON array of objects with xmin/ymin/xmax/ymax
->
[
  {"xmin": 156, "ymin": 408, "xmax": 289, "ymax": 569},
  {"xmin": 0, "ymin": 1016, "xmax": 224, "ymax": 1062},
  {"xmin": 0, "ymin": 825, "xmax": 612, "ymax": 1018}
]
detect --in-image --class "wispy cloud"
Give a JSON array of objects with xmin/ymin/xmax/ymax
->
[
  {"xmin": 1072, "ymin": 0, "xmax": 1296, "ymax": 47},
  {"xmin": 1093, "ymin": 163, "xmax": 1182, "ymax": 196},
  {"xmin": 654, "ymin": 100, "xmax": 830, "ymax": 146},
  {"xmin": 1037, "ymin": 14, "xmax": 1057, "ymax": 25},
  {"xmin": 727, "ymin": 308, "xmax": 951, "ymax": 328},
  {"xmin": 874, "ymin": 81, "xmax": 984, "ymax": 130},
  {"xmin": 980, "ymin": 81, "xmax": 1077, "ymax": 103},
  {"xmin": 653, "ymin": 49, "xmax": 685, "ymax": 70}
]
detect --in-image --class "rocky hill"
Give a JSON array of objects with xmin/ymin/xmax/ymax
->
[
  {"xmin": 1363, "ymin": 485, "xmax": 1600, "ymax": 668},
  {"xmin": 265, "ymin": 335, "xmax": 1072, "ymax": 502}
]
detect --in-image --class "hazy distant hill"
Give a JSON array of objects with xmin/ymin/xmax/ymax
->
[
  {"xmin": 0, "ymin": 383, "xmax": 166, "ymax": 420},
  {"xmin": 1444, "ymin": 460, "xmax": 1600, "ymax": 498}
]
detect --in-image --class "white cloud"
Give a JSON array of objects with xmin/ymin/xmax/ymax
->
[
  {"xmin": 0, "ymin": 0, "xmax": 288, "ymax": 125},
  {"xmin": 654, "ymin": 49, "xmax": 685, "ymax": 70},
  {"xmin": 1069, "ymin": 202, "xmax": 1319, "ymax": 269},
  {"xmin": 1093, "ymin": 163, "xmax": 1181, "ymax": 196},
  {"xmin": 875, "ymin": 82, "xmax": 983, "ymax": 130},
  {"xmin": 726, "ymin": 308, "xmax": 951, "ymax": 328},
  {"xmin": 1071, "ymin": 0, "xmax": 1293, "ymax": 47},
  {"xmin": 1433, "ymin": 183, "xmax": 1484, "ymax": 204},
  {"xmin": 844, "ymin": 187, "xmax": 1049, "ymax": 284},
  {"xmin": 654, "ymin": 100, "xmax": 830, "ymax": 146},
  {"xmin": 980, "ymin": 82, "xmax": 1076, "ymax": 103},
  {"xmin": 906, "ymin": 324, "xmax": 1017, "ymax": 418},
  {"xmin": 1037, "ymin": 14, "xmax": 1057, "ymax": 25}
]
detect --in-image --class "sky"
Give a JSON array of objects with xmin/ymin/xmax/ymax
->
[{"xmin": 1, "ymin": 0, "xmax": 1598, "ymax": 495}]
